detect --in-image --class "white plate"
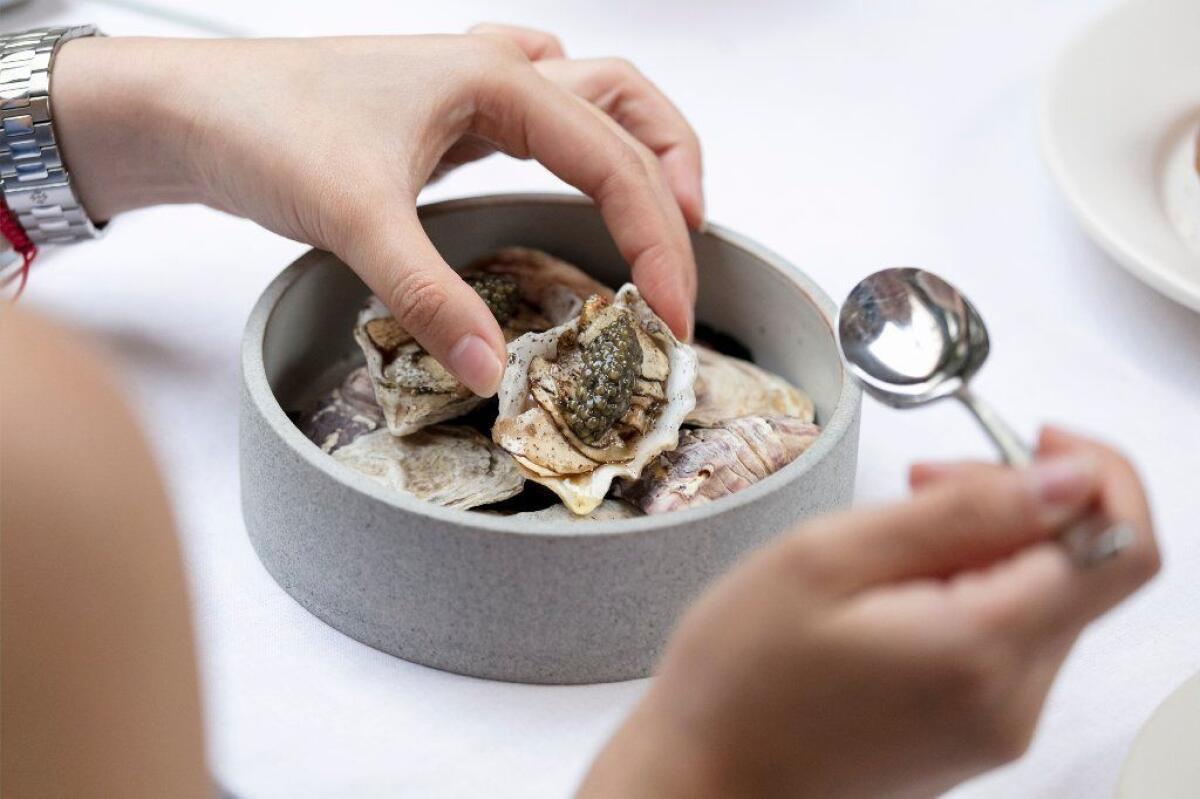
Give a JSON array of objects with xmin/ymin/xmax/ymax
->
[
  {"xmin": 1039, "ymin": 0, "xmax": 1200, "ymax": 313},
  {"xmin": 1118, "ymin": 670, "xmax": 1200, "ymax": 798}
]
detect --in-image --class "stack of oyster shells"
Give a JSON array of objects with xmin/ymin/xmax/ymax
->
[{"xmin": 296, "ymin": 248, "xmax": 821, "ymax": 520}]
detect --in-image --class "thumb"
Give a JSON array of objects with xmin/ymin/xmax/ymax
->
[
  {"xmin": 807, "ymin": 454, "xmax": 1101, "ymax": 593},
  {"xmin": 341, "ymin": 208, "xmax": 507, "ymax": 397}
]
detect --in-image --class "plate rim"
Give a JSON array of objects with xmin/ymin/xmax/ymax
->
[
  {"xmin": 1036, "ymin": 0, "xmax": 1200, "ymax": 314},
  {"xmin": 1117, "ymin": 669, "xmax": 1200, "ymax": 797}
]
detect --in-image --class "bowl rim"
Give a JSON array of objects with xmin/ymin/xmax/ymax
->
[{"xmin": 242, "ymin": 192, "xmax": 861, "ymax": 539}]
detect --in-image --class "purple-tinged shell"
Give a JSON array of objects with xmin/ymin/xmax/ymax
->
[
  {"xmin": 688, "ymin": 346, "xmax": 814, "ymax": 427},
  {"xmin": 298, "ymin": 366, "xmax": 385, "ymax": 453},
  {"xmin": 616, "ymin": 415, "xmax": 820, "ymax": 514}
]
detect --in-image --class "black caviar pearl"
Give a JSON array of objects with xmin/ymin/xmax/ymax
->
[{"xmin": 562, "ymin": 311, "xmax": 643, "ymax": 444}]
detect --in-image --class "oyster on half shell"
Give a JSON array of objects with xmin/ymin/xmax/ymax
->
[
  {"xmin": 616, "ymin": 415, "xmax": 820, "ymax": 514},
  {"xmin": 355, "ymin": 248, "xmax": 612, "ymax": 436},
  {"xmin": 493, "ymin": 284, "xmax": 697, "ymax": 515},
  {"xmin": 688, "ymin": 345, "xmax": 814, "ymax": 427},
  {"xmin": 333, "ymin": 426, "xmax": 524, "ymax": 509}
]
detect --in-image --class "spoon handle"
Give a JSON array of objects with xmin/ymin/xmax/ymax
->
[
  {"xmin": 952, "ymin": 386, "xmax": 1130, "ymax": 566},
  {"xmin": 953, "ymin": 387, "xmax": 1033, "ymax": 466}
]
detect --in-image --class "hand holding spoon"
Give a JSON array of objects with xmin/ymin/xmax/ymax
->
[{"xmin": 838, "ymin": 267, "xmax": 1131, "ymax": 565}]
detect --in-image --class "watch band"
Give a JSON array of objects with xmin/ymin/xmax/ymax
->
[{"xmin": 0, "ymin": 25, "xmax": 102, "ymax": 244}]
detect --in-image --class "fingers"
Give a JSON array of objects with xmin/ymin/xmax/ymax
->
[
  {"xmin": 472, "ymin": 66, "xmax": 696, "ymax": 339},
  {"xmin": 436, "ymin": 23, "xmax": 564, "ymax": 179},
  {"xmin": 909, "ymin": 460, "xmax": 992, "ymax": 490},
  {"xmin": 912, "ymin": 427, "xmax": 1159, "ymax": 585},
  {"xmin": 953, "ymin": 514, "xmax": 1155, "ymax": 645},
  {"xmin": 910, "ymin": 427, "xmax": 1160, "ymax": 638},
  {"xmin": 806, "ymin": 455, "xmax": 1102, "ymax": 594},
  {"xmin": 1035, "ymin": 426, "xmax": 1159, "ymax": 605},
  {"xmin": 534, "ymin": 57, "xmax": 705, "ymax": 228},
  {"xmin": 468, "ymin": 23, "xmax": 565, "ymax": 60},
  {"xmin": 338, "ymin": 206, "xmax": 507, "ymax": 397}
]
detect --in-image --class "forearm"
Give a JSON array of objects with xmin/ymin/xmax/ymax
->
[
  {"xmin": 577, "ymin": 698, "xmax": 733, "ymax": 798},
  {"xmin": 1, "ymin": 307, "xmax": 210, "ymax": 797},
  {"xmin": 53, "ymin": 36, "xmax": 205, "ymax": 220}
]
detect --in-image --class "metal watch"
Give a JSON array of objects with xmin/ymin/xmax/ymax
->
[{"xmin": 0, "ymin": 25, "xmax": 103, "ymax": 244}]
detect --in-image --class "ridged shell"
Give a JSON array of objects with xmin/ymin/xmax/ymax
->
[
  {"xmin": 493, "ymin": 284, "xmax": 697, "ymax": 515},
  {"xmin": 333, "ymin": 426, "xmax": 524, "ymax": 509},
  {"xmin": 687, "ymin": 345, "xmax": 815, "ymax": 427},
  {"xmin": 297, "ymin": 366, "xmax": 384, "ymax": 453},
  {"xmin": 616, "ymin": 415, "xmax": 820, "ymax": 514}
]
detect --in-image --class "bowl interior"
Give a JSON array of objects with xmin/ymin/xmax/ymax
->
[{"xmin": 266, "ymin": 197, "xmax": 844, "ymax": 428}]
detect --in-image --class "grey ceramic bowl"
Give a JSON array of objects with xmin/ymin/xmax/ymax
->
[{"xmin": 241, "ymin": 193, "xmax": 861, "ymax": 684}]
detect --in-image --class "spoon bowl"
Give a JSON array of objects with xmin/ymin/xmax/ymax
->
[{"xmin": 838, "ymin": 267, "xmax": 984, "ymax": 408}]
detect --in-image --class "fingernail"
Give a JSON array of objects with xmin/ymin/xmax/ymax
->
[
  {"xmin": 1027, "ymin": 455, "xmax": 1099, "ymax": 527},
  {"xmin": 448, "ymin": 334, "xmax": 504, "ymax": 397}
]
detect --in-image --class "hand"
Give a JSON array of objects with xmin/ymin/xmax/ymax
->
[
  {"xmin": 442, "ymin": 24, "xmax": 704, "ymax": 228},
  {"xmin": 579, "ymin": 427, "xmax": 1160, "ymax": 798},
  {"xmin": 51, "ymin": 29, "xmax": 702, "ymax": 396}
]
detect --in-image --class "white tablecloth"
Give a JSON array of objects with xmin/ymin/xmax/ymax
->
[{"xmin": 11, "ymin": 1, "xmax": 1199, "ymax": 796}]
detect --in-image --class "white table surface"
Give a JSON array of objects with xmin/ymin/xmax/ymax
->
[{"xmin": 10, "ymin": 1, "xmax": 1199, "ymax": 796}]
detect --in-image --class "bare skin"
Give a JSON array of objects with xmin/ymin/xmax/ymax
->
[
  {"xmin": 50, "ymin": 28, "xmax": 702, "ymax": 397},
  {"xmin": 1, "ymin": 25, "xmax": 1163, "ymax": 798},
  {"xmin": 1, "ymin": 308, "xmax": 210, "ymax": 798},
  {"xmin": 580, "ymin": 430, "xmax": 1160, "ymax": 797}
]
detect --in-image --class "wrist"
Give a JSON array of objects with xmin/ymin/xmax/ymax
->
[
  {"xmin": 576, "ymin": 696, "xmax": 736, "ymax": 799},
  {"xmin": 52, "ymin": 36, "xmax": 207, "ymax": 220}
]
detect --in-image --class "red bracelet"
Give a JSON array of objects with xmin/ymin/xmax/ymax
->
[{"xmin": 0, "ymin": 193, "xmax": 37, "ymax": 299}]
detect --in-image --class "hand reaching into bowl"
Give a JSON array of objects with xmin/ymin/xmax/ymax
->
[
  {"xmin": 580, "ymin": 427, "xmax": 1160, "ymax": 798},
  {"xmin": 50, "ymin": 26, "xmax": 701, "ymax": 396}
]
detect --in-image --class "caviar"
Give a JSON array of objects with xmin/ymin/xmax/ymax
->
[
  {"xmin": 562, "ymin": 313, "xmax": 643, "ymax": 444},
  {"xmin": 466, "ymin": 273, "xmax": 520, "ymax": 325}
]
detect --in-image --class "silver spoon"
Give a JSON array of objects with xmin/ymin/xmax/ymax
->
[{"xmin": 838, "ymin": 267, "xmax": 1131, "ymax": 565}]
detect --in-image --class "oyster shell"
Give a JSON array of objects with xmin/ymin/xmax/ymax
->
[
  {"xmin": 507, "ymin": 499, "xmax": 642, "ymax": 522},
  {"xmin": 616, "ymin": 415, "xmax": 820, "ymax": 514},
  {"xmin": 333, "ymin": 426, "xmax": 524, "ymax": 509},
  {"xmin": 354, "ymin": 296, "xmax": 484, "ymax": 436},
  {"xmin": 355, "ymin": 248, "xmax": 611, "ymax": 436},
  {"xmin": 687, "ymin": 345, "xmax": 815, "ymax": 427},
  {"xmin": 493, "ymin": 284, "xmax": 698, "ymax": 515},
  {"xmin": 470, "ymin": 247, "xmax": 614, "ymax": 327},
  {"xmin": 298, "ymin": 366, "xmax": 385, "ymax": 453}
]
